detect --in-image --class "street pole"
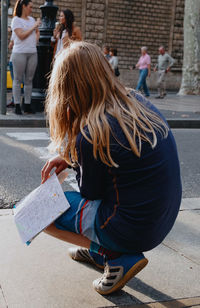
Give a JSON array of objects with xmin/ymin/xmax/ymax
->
[
  {"xmin": 31, "ymin": 0, "xmax": 58, "ymax": 111},
  {"xmin": 0, "ymin": 0, "xmax": 8, "ymax": 115}
]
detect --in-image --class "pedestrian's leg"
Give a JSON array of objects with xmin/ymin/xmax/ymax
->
[
  {"xmin": 157, "ymin": 71, "xmax": 162, "ymax": 97},
  {"xmin": 12, "ymin": 53, "xmax": 26, "ymax": 105},
  {"xmin": 159, "ymin": 70, "xmax": 166, "ymax": 97},
  {"xmin": 142, "ymin": 69, "xmax": 150, "ymax": 97},
  {"xmin": 156, "ymin": 70, "xmax": 165, "ymax": 98},
  {"xmin": 136, "ymin": 70, "xmax": 143, "ymax": 91},
  {"xmin": 163, "ymin": 72, "xmax": 167, "ymax": 96},
  {"xmin": 24, "ymin": 53, "xmax": 37, "ymax": 107}
]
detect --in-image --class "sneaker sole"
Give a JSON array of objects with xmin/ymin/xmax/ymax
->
[
  {"xmin": 95, "ymin": 257, "xmax": 148, "ymax": 295},
  {"xmin": 70, "ymin": 253, "xmax": 104, "ymax": 270}
]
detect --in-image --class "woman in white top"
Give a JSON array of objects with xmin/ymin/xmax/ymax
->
[
  {"xmin": 109, "ymin": 48, "xmax": 120, "ymax": 77},
  {"xmin": 53, "ymin": 9, "xmax": 82, "ymax": 57},
  {"xmin": 11, "ymin": 0, "xmax": 40, "ymax": 114}
]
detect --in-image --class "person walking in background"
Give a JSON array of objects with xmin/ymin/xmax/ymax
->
[
  {"xmin": 135, "ymin": 47, "xmax": 151, "ymax": 97},
  {"xmin": 11, "ymin": 0, "xmax": 40, "ymax": 115},
  {"xmin": 54, "ymin": 9, "xmax": 82, "ymax": 57},
  {"xmin": 103, "ymin": 45, "xmax": 111, "ymax": 61},
  {"xmin": 109, "ymin": 48, "xmax": 120, "ymax": 76},
  {"xmin": 154, "ymin": 46, "xmax": 175, "ymax": 99},
  {"xmin": 41, "ymin": 41, "xmax": 182, "ymax": 295}
]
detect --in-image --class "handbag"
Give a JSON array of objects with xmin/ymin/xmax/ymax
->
[{"xmin": 114, "ymin": 67, "xmax": 120, "ymax": 77}]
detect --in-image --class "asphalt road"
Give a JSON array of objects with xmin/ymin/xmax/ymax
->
[{"xmin": 0, "ymin": 127, "xmax": 199, "ymax": 208}]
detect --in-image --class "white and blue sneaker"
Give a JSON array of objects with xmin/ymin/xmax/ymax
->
[
  {"xmin": 93, "ymin": 253, "xmax": 148, "ymax": 295},
  {"xmin": 68, "ymin": 247, "xmax": 104, "ymax": 270}
]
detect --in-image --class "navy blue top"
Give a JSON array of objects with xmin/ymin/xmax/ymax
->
[{"xmin": 75, "ymin": 93, "xmax": 182, "ymax": 253}]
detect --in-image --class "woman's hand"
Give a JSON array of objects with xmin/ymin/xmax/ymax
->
[
  {"xmin": 34, "ymin": 18, "xmax": 41, "ymax": 30},
  {"xmin": 53, "ymin": 28, "xmax": 58, "ymax": 39},
  {"xmin": 41, "ymin": 155, "xmax": 68, "ymax": 184}
]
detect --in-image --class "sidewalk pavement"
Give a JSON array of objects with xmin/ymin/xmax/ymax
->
[
  {"xmin": 0, "ymin": 92, "xmax": 200, "ymax": 128},
  {"xmin": 0, "ymin": 197, "xmax": 200, "ymax": 308}
]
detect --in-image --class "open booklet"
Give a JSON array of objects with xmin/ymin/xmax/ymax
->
[{"xmin": 14, "ymin": 173, "xmax": 70, "ymax": 245}]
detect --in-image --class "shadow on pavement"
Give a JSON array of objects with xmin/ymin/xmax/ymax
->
[
  {"xmin": 100, "ymin": 277, "xmax": 196, "ymax": 308},
  {"xmin": 127, "ymin": 277, "xmax": 174, "ymax": 302}
]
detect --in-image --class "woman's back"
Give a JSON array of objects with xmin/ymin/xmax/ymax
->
[{"xmin": 75, "ymin": 92, "xmax": 182, "ymax": 253}]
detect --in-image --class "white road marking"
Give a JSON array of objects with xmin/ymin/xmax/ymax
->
[
  {"xmin": 7, "ymin": 132, "xmax": 49, "ymax": 140},
  {"xmin": 34, "ymin": 147, "xmax": 54, "ymax": 160}
]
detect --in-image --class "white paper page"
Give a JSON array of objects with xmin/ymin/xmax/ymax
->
[{"xmin": 14, "ymin": 173, "xmax": 70, "ymax": 244}]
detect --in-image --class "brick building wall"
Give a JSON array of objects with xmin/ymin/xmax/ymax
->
[
  {"xmin": 84, "ymin": 0, "xmax": 106, "ymax": 46},
  {"xmin": 170, "ymin": 0, "xmax": 185, "ymax": 69},
  {"xmin": 6, "ymin": 0, "xmax": 185, "ymax": 90},
  {"xmin": 106, "ymin": 0, "xmax": 174, "ymax": 69}
]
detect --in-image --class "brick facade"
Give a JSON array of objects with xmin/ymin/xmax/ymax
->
[
  {"xmin": 170, "ymin": 0, "xmax": 185, "ymax": 69},
  {"xmin": 7, "ymin": 0, "xmax": 185, "ymax": 89},
  {"xmin": 106, "ymin": 0, "xmax": 174, "ymax": 68}
]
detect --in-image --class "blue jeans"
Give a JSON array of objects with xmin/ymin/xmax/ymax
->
[{"xmin": 136, "ymin": 68, "xmax": 150, "ymax": 96}]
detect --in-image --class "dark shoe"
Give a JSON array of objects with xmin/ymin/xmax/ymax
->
[
  {"xmin": 15, "ymin": 104, "xmax": 22, "ymax": 115},
  {"xmin": 155, "ymin": 95, "xmax": 164, "ymax": 99},
  {"xmin": 23, "ymin": 104, "xmax": 35, "ymax": 114}
]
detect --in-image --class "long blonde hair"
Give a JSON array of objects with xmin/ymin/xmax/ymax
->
[{"xmin": 46, "ymin": 41, "xmax": 168, "ymax": 167}]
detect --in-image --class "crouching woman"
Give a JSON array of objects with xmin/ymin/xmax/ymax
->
[{"xmin": 41, "ymin": 41, "xmax": 182, "ymax": 295}]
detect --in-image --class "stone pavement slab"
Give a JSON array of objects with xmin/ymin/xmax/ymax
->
[
  {"xmin": 100, "ymin": 296, "xmax": 200, "ymax": 307},
  {"xmin": 181, "ymin": 198, "xmax": 200, "ymax": 210},
  {"xmin": 0, "ymin": 287, "xmax": 7, "ymax": 308},
  {"xmin": 0, "ymin": 198, "xmax": 199, "ymax": 308},
  {"xmin": 150, "ymin": 94, "xmax": 200, "ymax": 113},
  {"xmin": 163, "ymin": 209, "xmax": 200, "ymax": 265}
]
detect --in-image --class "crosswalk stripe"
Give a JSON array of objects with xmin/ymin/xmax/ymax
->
[{"xmin": 7, "ymin": 132, "xmax": 49, "ymax": 140}]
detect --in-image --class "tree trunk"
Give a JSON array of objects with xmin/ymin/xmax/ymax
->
[{"xmin": 178, "ymin": 0, "xmax": 200, "ymax": 95}]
